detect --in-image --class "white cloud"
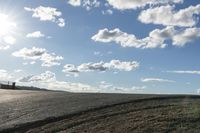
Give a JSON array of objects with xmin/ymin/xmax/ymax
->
[
  {"xmin": 57, "ymin": 18, "xmax": 65, "ymax": 27},
  {"xmin": 91, "ymin": 28, "xmax": 169, "ymax": 49},
  {"xmin": 0, "ymin": 13, "xmax": 17, "ymax": 36},
  {"xmin": 18, "ymin": 71, "xmax": 145, "ymax": 93},
  {"xmin": 0, "ymin": 69, "xmax": 14, "ymax": 81},
  {"xmin": 78, "ymin": 61, "xmax": 108, "ymax": 72},
  {"xmin": 14, "ymin": 69, "xmax": 22, "ymax": 73},
  {"xmin": 138, "ymin": 4, "xmax": 200, "ymax": 27},
  {"xmin": 94, "ymin": 51, "xmax": 101, "ymax": 56},
  {"xmin": 0, "ymin": 13, "xmax": 17, "ymax": 50},
  {"xmin": 92, "ymin": 27, "xmax": 200, "ymax": 48},
  {"xmin": 99, "ymin": 81, "xmax": 113, "ymax": 89},
  {"xmin": 3, "ymin": 36, "xmax": 16, "ymax": 45},
  {"xmin": 24, "ymin": 6, "xmax": 65, "ymax": 27},
  {"xmin": 63, "ymin": 60, "xmax": 139, "ymax": 76},
  {"xmin": 197, "ymin": 89, "xmax": 200, "ymax": 94},
  {"xmin": 68, "ymin": 0, "xmax": 100, "ymax": 10},
  {"xmin": 102, "ymin": 9, "xmax": 113, "ymax": 15},
  {"xmin": 166, "ymin": 70, "xmax": 200, "ymax": 75},
  {"xmin": 40, "ymin": 52, "xmax": 64, "ymax": 67},
  {"xmin": 12, "ymin": 47, "xmax": 47, "ymax": 60},
  {"xmin": 0, "ymin": 35, "xmax": 16, "ymax": 50},
  {"xmin": 26, "ymin": 31, "xmax": 45, "ymax": 38},
  {"xmin": 48, "ymin": 80, "xmax": 145, "ymax": 93},
  {"xmin": 30, "ymin": 61, "xmax": 36, "ymax": 65},
  {"xmin": 0, "ymin": 43, "xmax": 10, "ymax": 50},
  {"xmin": 93, "ymin": 51, "xmax": 112, "ymax": 56},
  {"xmin": 18, "ymin": 71, "xmax": 56, "ymax": 83},
  {"xmin": 24, "ymin": 6, "xmax": 61, "ymax": 21},
  {"xmin": 104, "ymin": 60, "xmax": 139, "ymax": 71},
  {"xmin": 141, "ymin": 78, "xmax": 175, "ymax": 83},
  {"xmin": 106, "ymin": 0, "xmax": 183, "ymax": 10},
  {"xmin": 68, "ymin": 0, "xmax": 81, "ymax": 6},
  {"xmin": 22, "ymin": 62, "xmax": 28, "ymax": 65},
  {"xmin": 23, "ymin": 61, "xmax": 36, "ymax": 65},
  {"xmin": 99, "ymin": 81, "xmax": 145, "ymax": 93},
  {"xmin": 62, "ymin": 64, "xmax": 79, "ymax": 77},
  {"xmin": 48, "ymin": 81, "xmax": 98, "ymax": 92},
  {"xmin": 12, "ymin": 47, "xmax": 63, "ymax": 67},
  {"xmin": 18, "ymin": 71, "xmax": 98, "ymax": 92},
  {"xmin": 172, "ymin": 27, "xmax": 200, "ymax": 46}
]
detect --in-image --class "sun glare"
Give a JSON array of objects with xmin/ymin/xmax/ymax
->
[{"xmin": 0, "ymin": 13, "xmax": 16, "ymax": 36}]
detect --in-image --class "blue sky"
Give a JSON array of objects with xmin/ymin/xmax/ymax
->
[{"xmin": 0, "ymin": 0, "xmax": 200, "ymax": 94}]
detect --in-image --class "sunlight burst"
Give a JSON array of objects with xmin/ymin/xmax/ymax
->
[{"xmin": 0, "ymin": 13, "xmax": 16, "ymax": 36}]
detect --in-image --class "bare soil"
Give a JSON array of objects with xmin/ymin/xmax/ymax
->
[
  {"xmin": 25, "ymin": 96, "xmax": 200, "ymax": 133},
  {"xmin": 1, "ymin": 89, "xmax": 200, "ymax": 133}
]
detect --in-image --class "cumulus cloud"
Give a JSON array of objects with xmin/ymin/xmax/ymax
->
[
  {"xmin": 138, "ymin": 4, "xmax": 200, "ymax": 27},
  {"xmin": 91, "ymin": 28, "xmax": 170, "ymax": 48},
  {"xmin": 78, "ymin": 62, "xmax": 108, "ymax": 72},
  {"xmin": 141, "ymin": 78, "xmax": 175, "ymax": 83},
  {"xmin": 18, "ymin": 71, "xmax": 56, "ymax": 83},
  {"xmin": 12, "ymin": 47, "xmax": 63, "ymax": 67},
  {"xmin": 92, "ymin": 27, "xmax": 200, "ymax": 48},
  {"xmin": 18, "ymin": 71, "xmax": 98, "ymax": 92},
  {"xmin": 68, "ymin": 0, "xmax": 100, "ymax": 10},
  {"xmin": 26, "ymin": 31, "xmax": 45, "ymax": 38},
  {"xmin": 106, "ymin": 0, "xmax": 183, "ymax": 10},
  {"xmin": 17, "ymin": 71, "xmax": 145, "ymax": 93},
  {"xmin": 166, "ymin": 70, "xmax": 200, "ymax": 75},
  {"xmin": 104, "ymin": 60, "xmax": 140, "ymax": 71},
  {"xmin": 24, "ymin": 6, "xmax": 65, "ymax": 27},
  {"xmin": 63, "ymin": 60, "xmax": 139, "ymax": 76},
  {"xmin": 40, "ymin": 52, "xmax": 64, "ymax": 67},
  {"xmin": 172, "ymin": 27, "xmax": 200, "ymax": 46},
  {"xmin": 12, "ymin": 47, "xmax": 47, "ymax": 60},
  {"xmin": 62, "ymin": 64, "xmax": 80, "ymax": 77}
]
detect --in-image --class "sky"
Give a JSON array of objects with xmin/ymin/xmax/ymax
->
[{"xmin": 0, "ymin": 0, "xmax": 200, "ymax": 94}]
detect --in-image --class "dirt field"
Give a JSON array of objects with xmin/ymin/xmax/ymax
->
[
  {"xmin": 1, "ymin": 89, "xmax": 200, "ymax": 133},
  {"xmin": 27, "ymin": 96, "xmax": 200, "ymax": 133}
]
